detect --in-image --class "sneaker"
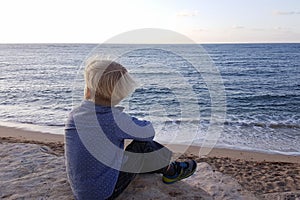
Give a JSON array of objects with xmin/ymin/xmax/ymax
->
[{"xmin": 162, "ymin": 159, "xmax": 197, "ymax": 184}]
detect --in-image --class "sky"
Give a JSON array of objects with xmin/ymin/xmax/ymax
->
[{"xmin": 0, "ymin": 0, "xmax": 299, "ymax": 43}]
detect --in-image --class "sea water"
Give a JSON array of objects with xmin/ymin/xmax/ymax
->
[{"xmin": 0, "ymin": 43, "xmax": 299, "ymax": 155}]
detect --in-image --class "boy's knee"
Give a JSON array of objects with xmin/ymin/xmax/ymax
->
[{"xmin": 125, "ymin": 140, "xmax": 148, "ymax": 152}]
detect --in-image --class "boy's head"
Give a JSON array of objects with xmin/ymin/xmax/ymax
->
[{"xmin": 84, "ymin": 57, "xmax": 137, "ymax": 106}]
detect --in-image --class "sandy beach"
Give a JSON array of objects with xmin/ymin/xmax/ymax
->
[{"xmin": 1, "ymin": 125, "xmax": 300, "ymax": 200}]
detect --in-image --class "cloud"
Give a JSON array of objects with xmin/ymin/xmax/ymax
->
[
  {"xmin": 251, "ymin": 28, "xmax": 265, "ymax": 31},
  {"xmin": 273, "ymin": 10, "xmax": 300, "ymax": 15},
  {"xmin": 248, "ymin": 27, "xmax": 293, "ymax": 34},
  {"xmin": 176, "ymin": 10, "xmax": 199, "ymax": 17},
  {"xmin": 274, "ymin": 26, "xmax": 284, "ymax": 30},
  {"xmin": 231, "ymin": 25, "xmax": 245, "ymax": 29},
  {"xmin": 192, "ymin": 28, "xmax": 207, "ymax": 32},
  {"xmin": 273, "ymin": 27, "xmax": 292, "ymax": 32}
]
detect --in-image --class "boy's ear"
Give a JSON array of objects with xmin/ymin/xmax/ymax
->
[{"xmin": 85, "ymin": 87, "xmax": 91, "ymax": 99}]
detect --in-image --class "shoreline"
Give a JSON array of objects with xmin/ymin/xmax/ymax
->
[
  {"xmin": 1, "ymin": 121, "xmax": 299, "ymax": 157},
  {"xmin": 0, "ymin": 125, "xmax": 64, "ymax": 143},
  {"xmin": 1, "ymin": 125, "xmax": 299, "ymax": 163}
]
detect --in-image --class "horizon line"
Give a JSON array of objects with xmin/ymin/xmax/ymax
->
[{"xmin": 0, "ymin": 41, "xmax": 299, "ymax": 45}]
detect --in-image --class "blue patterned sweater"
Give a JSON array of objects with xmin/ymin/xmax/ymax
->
[{"xmin": 65, "ymin": 100, "xmax": 155, "ymax": 199}]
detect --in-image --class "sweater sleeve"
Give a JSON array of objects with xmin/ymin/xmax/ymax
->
[{"xmin": 114, "ymin": 112, "xmax": 155, "ymax": 141}]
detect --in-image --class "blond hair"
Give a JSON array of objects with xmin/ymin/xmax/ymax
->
[{"xmin": 84, "ymin": 57, "xmax": 137, "ymax": 106}]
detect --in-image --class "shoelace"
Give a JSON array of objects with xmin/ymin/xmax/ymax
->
[{"xmin": 173, "ymin": 161, "xmax": 189, "ymax": 175}]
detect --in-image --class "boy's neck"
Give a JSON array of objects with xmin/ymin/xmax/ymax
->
[{"xmin": 94, "ymin": 98, "xmax": 117, "ymax": 107}]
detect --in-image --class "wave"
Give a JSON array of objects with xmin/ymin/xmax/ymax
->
[
  {"xmin": 224, "ymin": 121, "xmax": 300, "ymax": 129},
  {"xmin": 232, "ymin": 93, "xmax": 299, "ymax": 101},
  {"xmin": 155, "ymin": 119, "xmax": 300, "ymax": 129}
]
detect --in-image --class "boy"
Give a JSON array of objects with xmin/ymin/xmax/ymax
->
[{"xmin": 65, "ymin": 57, "xmax": 197, "ymax": 199}]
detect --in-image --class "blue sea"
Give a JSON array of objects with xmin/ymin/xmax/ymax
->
[{"xmin": 0, "ymin": 43, "xmax": 299, "ymax": 155}]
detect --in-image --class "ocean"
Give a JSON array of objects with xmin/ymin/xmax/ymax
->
[{"xmin": 0, "ymin": 43, "xmax": 299, "ymax": 155}]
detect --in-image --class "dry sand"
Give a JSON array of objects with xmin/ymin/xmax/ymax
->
[{"xmin": 1, "ymin": 125, "xmax": 300, "ymax": 199}]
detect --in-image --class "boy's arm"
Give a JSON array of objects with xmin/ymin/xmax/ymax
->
[{"xmin": 115, "ymin": 113, "xmax": 155, "ymax": 141}]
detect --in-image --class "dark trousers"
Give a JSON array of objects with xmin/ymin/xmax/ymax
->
[{"xmin": 107, "ymin": 140, "xmax": 172, "ymax": 200}]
